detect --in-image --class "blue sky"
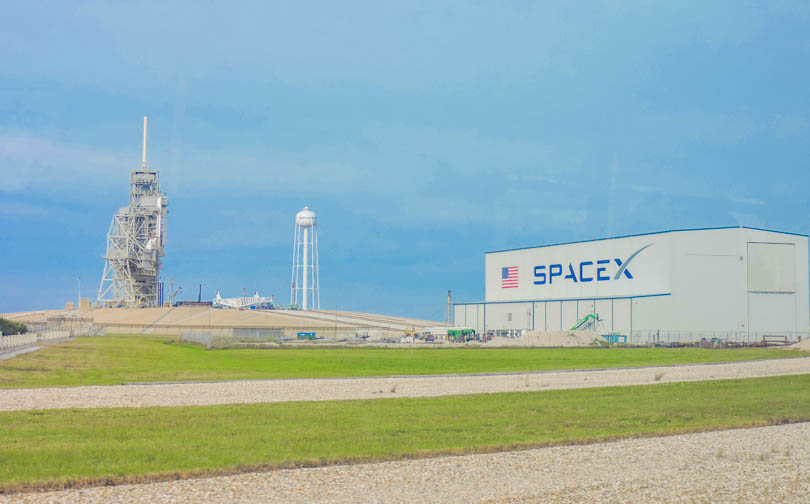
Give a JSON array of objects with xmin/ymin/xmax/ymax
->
[{"xmin": 1, "ymin": 1, "xmax": 809, "ymax": 319}]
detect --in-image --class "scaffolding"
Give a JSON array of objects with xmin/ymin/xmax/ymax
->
[{"xmin": 97, "ymin": 117, "xmax": 168, "ymax": 308}]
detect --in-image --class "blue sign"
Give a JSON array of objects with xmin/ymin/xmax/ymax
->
[{"xmin": 533, "ymin": 244, "xmax": 652, "ymax": 285}]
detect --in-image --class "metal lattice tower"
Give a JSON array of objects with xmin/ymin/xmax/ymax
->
[
  {"xmin": 290, "ymin": 206, "xmax": 320, "ymax": 310},
  {"xmin": 97, "ymin": 117, "xmax": 168, "ymax": 308}
]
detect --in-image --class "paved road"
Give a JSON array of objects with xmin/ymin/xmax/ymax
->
[
  {"xmin": 6, "ymin": 422, "xmax": 809, "ymax": 503},
  {"xmin": 1, "ymin": 357, "xmax": 808, "ymax": 411}
]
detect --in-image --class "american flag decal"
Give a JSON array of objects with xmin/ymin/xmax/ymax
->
[{"xmin": 501, "ymin": 266, "xmax": 518, "ymax": 288}]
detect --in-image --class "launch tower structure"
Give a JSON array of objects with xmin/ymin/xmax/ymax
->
[{"xmin": 97, "ymin": 117, "xmax": 168, "ymax": 308}]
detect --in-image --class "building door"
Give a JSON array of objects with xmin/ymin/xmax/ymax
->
[{"xmin": 747, "ymin": 242, "xmax": 797, "ymax": 334}]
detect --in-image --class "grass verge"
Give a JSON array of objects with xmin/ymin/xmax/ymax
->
[
  {"xmin": 0, "ymin": 335, "xmax": 802, "ymax": 388},
  {"xmin": 1, "ymin": 374, "xmax": 809, "ymax": 493}
]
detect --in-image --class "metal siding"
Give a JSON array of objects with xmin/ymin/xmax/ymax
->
[
  {"xmin": 453, "ymin": 305, "xmax": 466, "ymax": 328},
  {"xmin": 533, "ymin": 302, "xmax": 546, "ymax": 332},
  {"xmin": 797, "ymin": 236, "xmax": 810, "ymax": 332},
  {"xmin": 747, "ymin": 242, "xmax": 796, "ymax": 293},
  {"xmin": 486, "ymin": 233, "xmax": 671, "ymax": 302},
  {"xmin": 487, "ymin": 226, "xmax": 807, "ymax": 254},
  {"xmin": 743, "ymin": 229, "xmax": 809, "ymax": 332},
  {"xmin": 462, "ymin": 305, "xmax": 483, "ymax": 334},
  {"xmin": 631, "ymin": 295, "xmax": 672, "ymax": 332},
  {"xmin": 665, "ymin": 228, "xmax": 745, "ymax": 332},
  {"xmin": 748, "ymin": 292, "xmax": 796, "ymax": 333},
  {"xmin": 576, "ymin": 299, "xmax": 595, "ymax": 325},
  {"xmin": 561, "ymin": 301, "xmax": 578, "ymax": 331},
  {"xmin": 612, "ymin": 298, "xmax": 631, "ymax": 334},
  {"xmin": 470, "ymin": 227, "xmax": 809, "ymax": 335},
  {"xmin": 485, "ymin": 302, "xmax": 532, "ymax": 331},
  {"xmin": 546, "ymin": 301, "xmax": 562, "ymax": 331},
  {"xmin": 595, "ymin": 299, "xmax": 612, "ymax": 332}
]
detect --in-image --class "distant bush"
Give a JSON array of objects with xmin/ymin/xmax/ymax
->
[{"xmin": 0, "ymin": 317, "xmax": 27, "ymax": 336}]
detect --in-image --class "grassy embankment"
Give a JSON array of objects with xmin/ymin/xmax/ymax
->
[
  {"xmin": 1, "ymin": 374, "xmax": 809, "ymax": 492},
  {"xmin": 0, "ymin": 335, "xmax": 802, "ymax": 388}
]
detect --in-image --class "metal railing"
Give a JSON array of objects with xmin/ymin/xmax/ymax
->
[
  {"xmin": 0, "ymin": 333, "xmax": 38, "ymax": 353},
  {"xmin": 0, "ymin": 330, "xmax": 73, "ymax": 354}
]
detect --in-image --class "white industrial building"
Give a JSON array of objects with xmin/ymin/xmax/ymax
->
[{"xmin": 454, "ymin": 227, "xmax": 809, "ymax": 342}]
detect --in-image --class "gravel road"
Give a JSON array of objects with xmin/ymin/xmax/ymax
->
[
  {"xmin": 1, "ymin": 357, "xmax": 808, "ymax": 412},
  {"xmin": 6, "ymin": 422, "xmax": 808, "ymax": 503}
]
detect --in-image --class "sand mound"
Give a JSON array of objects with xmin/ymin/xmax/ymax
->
[
  {"xmin": 487, "ymin": 330, "xmax": 602, "ymax": 347},
  {"xmin": 790, "ymin": 338, "xmax": 810, "ymax": 351}
]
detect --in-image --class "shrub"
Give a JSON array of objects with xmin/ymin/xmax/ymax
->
[{"xmin": 0, "ymin": 318, "xmax": 27, "ymax": 336}]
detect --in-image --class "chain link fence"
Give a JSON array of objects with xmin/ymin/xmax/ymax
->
[
  {"xmin": 177, "ymin": 326, "xmax": 406, "ymax": 348},
  {"xmin": 180, "ymin": 333, "xmax": 214, "ymax": 347},
  {"xmin": 627, "ymin": 330, "xmax": 807, "ymax": 346}
]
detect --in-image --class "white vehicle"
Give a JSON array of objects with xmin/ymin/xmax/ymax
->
[{"xmin": 420, "ymin": 327, "xmax": 451, "ymax": 341}]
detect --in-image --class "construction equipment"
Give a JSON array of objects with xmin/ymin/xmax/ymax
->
[
  {"xmin": 570, "ymin": 314, "xmax": 600, "ymax": 331},
  {"xmin": 447, "ymin": 328, "xmax": 475, "ymax": 342},
  {"xmin": 167, "ymin": 278, "xmax": 182, "ymax": 306},
  {"xmin": 761, "ymin": 334, "xmax": 789, "ymax": 347},
  {"xmin": 601, "ymin": 332, "xmax": 627, "ymax": 344}
]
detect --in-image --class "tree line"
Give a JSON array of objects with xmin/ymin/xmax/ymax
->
[{"xmin": 0, "ymin": 317, "xmax": 28, "ymax": 336}]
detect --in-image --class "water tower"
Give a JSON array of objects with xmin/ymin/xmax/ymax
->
[{"xmin": 290, "ymin": 206, "xmax": 320, "ymax": 310}]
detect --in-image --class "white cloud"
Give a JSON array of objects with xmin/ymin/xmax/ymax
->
[
  {"xmin": 631, "ymin": 184, "xmax": 765, "ymax": 208},
  {"xmin": 724, "ymin": 194, "xmax": 765, "ymax": 206},
  {"xmin": 630, "ymin": 184, "xmax": 712, "ymax": 200},
  {"xmin": 728, "ymin": 211, "xmax": 765, "ymax": 228},
  {"xmin": 0, "ymin": 200, "xmax": 97, "ymax": 236},
  {"xmin": 0, "ymin": 133, "xmax": 124, "ymax": 194}
]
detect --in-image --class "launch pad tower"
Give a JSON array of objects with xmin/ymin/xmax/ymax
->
[{"xmin": 97, "ymin": 117, "xmax": 168, "ymax": 308}]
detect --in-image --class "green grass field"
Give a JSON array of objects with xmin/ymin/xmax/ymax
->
[
  {"xmin": 0, "ymin": 335, "xmax": 801, "ymax": 388},
  {"xmin": 1, "ymin": 374, "xmax": 809, "ymax": 492}
]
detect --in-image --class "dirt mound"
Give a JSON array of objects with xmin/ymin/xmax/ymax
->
[
  {"xmin": 487, "ymin": 330, "xmax": 602, "ymax": 347},
  {"xmin": 790, "ymin": 338, "xmax": 810, "ymax": 351}
]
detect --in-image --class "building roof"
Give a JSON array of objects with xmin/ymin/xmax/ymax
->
[{"xmin": 486, "ymin": 226, "xmax": 808, "ymax": 255}]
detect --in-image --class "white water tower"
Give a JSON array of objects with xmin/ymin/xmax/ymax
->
[{"xmin": 290, "ymin": 206, "xmax": 320, "ymax": 310}]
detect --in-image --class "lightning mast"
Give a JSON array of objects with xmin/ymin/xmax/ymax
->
[{"xmin": 97, "ymin": 117, "xmax": 168, "ymax": 308}]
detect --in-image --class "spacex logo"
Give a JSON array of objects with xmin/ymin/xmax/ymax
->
[{"xmin": 533, "ymin": 244, "xmax": 653, "ymax": 285}]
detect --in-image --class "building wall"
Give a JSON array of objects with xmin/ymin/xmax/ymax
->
[
  {"xmin": 485, "ymin": 232, "xmax": 672, "ymax": 302},
  {"xmin": 744, "ymin": 228, "xmax": 808, "ymax": 333},
  {"xmin": 546, "ymin": 301, "xmax": 562, "ymax": 331},
  {"xmin": 635, "ymin": 228, "xmax": 745, "ymax": 332},
  {"xmin": 457, "ymin": 227, "xmax": 809, "ymax": 336},
  {"xmin": 453, "ymin": 297, "xmax": 635, "ymax": 334},
  {"xmin": 652, "ymin": 227, "xmax": 809, "ymax": 333}
]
